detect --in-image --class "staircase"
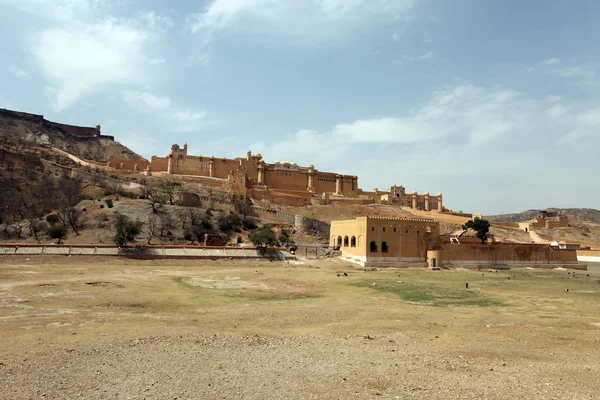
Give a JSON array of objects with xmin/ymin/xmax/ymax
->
[{"xmin": 529, "ymin": 230, "xmax": 550, "ymax": 244}]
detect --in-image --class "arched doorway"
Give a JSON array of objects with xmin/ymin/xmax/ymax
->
[
  {"xmin": 343, "ymin": 236, "xmax": 349, "ymax": 247},
  {"xmin": 370, "ymin": 241, "xmax": 378, "ymax": 253},
  {"xmin": 351, "ymin": 236, "xmax": 356, "ymax": 247},
  {"xmin": 337, "ymin": 236, "xmax": 342, "ymax": 247},
  {"xmin": 381, "ymin": 241, "xmax": 389, "ymax": 253}
]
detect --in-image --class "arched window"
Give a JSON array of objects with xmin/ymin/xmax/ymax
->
[
  {"xmin": 383, "ymin": 227, "xmax": 386, "ymax": 232},
  {"xmin": 351, "ymin": 236, "xmax": 356, "ymax": 247},
  {"xmin": 382, "ymin": 241, "xmax": 389, "ymax": 253},
  {"xmin": 371, "ymin": 227, "xmax": 375, "ymax": 231},
  {"xmin": 370, "ymin": 241, "xmax": 378, "ymax": 252},
  {"xmin": 393, "ymin": 227, "xmax": 397, "ymax": 232},
  {"xmin": 343, "ymin": 236, "xmax": 349, "ymax": 247},
  {"xmin": 396, "ymin": 193, "xmax": 400, "ymax": 197},
  {"xmin": 337, "ymin": 236, "xmax": 342, "ymax": 246}
]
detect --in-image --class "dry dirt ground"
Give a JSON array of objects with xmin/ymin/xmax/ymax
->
[{"xmin": 1, "ymin": 257, "xmax": 599, "ymax": 400}]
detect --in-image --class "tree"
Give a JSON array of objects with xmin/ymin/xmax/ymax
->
[
  {"xmin": 114, "ymin": 214, "xmax": 143, "ymax": 246},
  {"xmin": 248, "ymin": 227, "xmax": 279, "ymax": 249},
  {"xmin": 218, "ymin": 213, "xmax": 242, "ymax": 233},
  {"xmin": 462, "ymin": 218, "xmax": 491, "ymax": 244},
  {"xmin": 47, "ymin": 224, "xmax": 67, "ymax": 244},
  {"xmin": 156, "ymin": 177, "xmax": 184, "ymax": 205}
]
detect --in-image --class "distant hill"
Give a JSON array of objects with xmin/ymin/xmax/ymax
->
[
  {"xmin": 487, "ymin": 208, "xmax": 600, "ymax": 224},
  {"xmin": 0, "ymin": 108, "xmax": 143, "ymax": 162}
]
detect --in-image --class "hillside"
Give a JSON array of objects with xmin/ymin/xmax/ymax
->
[
  {"xmin": 0, "ymin": 109, "xmax": 143, "ymax": 162},
  {"xmin": 487, "ymin": 208, "xmax": 600, "ymax": 224}
]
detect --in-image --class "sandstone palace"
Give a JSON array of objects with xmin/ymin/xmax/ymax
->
[{"xmin": 108, "ymin": 144, "xmax": 443, "ymax": 209}]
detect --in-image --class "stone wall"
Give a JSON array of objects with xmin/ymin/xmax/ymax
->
[
  {"xmin": 439, "ymin": 243, "xmax": 580, "ymax": 268},
  {"xmin": 0, "ymin": 244, "xmax": 292, "ymax": 260}
]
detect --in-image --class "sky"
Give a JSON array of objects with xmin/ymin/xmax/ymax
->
[{"xmin": 0, "ymin": 0, "xmax": 598, "ymax": 215}]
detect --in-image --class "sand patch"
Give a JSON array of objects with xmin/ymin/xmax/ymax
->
[{"xmin": 186, "ymin": 276, "xmax": 270, "ymax": 290}]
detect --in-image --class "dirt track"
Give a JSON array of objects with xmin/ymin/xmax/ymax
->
[{"xmin": 1, "ymin": 257, "xmax": 599, "ymax": 399}]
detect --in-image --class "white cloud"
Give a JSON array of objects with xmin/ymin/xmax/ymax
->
[
  {"xmin": 31, "ymin": 18, "xmax": 151, "ymax": 111},
  {"xmin": 121, "ymin": 91, "xmax": 207, "ymax": 133},
  {"xmin": 392, "ymin": 51, "xmax": 434, "ymax": 65},
  {"xmin": 9, "ymin": 66, "xmax": 30, "ymax": 79},
  {"xmin": 188, "ymin": 0, "xmax": 417, "ymax": 44},
  {"xmin": 11, "ymin": 0, "xmax": 172, "ymax": 112},
  {"xmin": 149, "ymin": 58, "xmax": 166, "ymax": 65},
  {"xmin": 0, "ymin": 0, "xmax": 100, "ymax": 23},
  {"xmin": 528, "ymin": 57, "xmax": 560, "ymax": 72}
]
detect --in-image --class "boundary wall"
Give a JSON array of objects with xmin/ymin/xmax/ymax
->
[
  {"xmin": 438, "ymin": 243, "xmax": 583, "ymax": 269},
  {"xmin": 251, "ymin": 206, "xmax": 331, "ymax": 234},
  {"xmin": 0, "ymin": 244, "xmax": 292, "ymax": 260}
]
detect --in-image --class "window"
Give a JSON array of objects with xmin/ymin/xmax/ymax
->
[
  {"xmin": 383, "ymin": 227, "xmax": 386, "ymax": 232},
  {"xmin": 370, "ymin": 241, "xmax": 378, "ymax": 252},
  {"xmin": 343, "ymin": 236, "xmax": 349, "ymax": 247},
  {"xmin": 371, "ymin": 227, "xmax": 375, "ymax": 231},
  {"xmin": 382, "ymin": 242, "xmax": 389, "ymax": 253},
  {"xmin": 337, "ymin": 236, "xmax": 342, "ymax": 246},
  {"xmin": 351, "ymin": 236, "xmax": 356, "ymax": 247},
  {"xmin": 393, "ymin": 227, "xmax": 397, "ymax": 232}
]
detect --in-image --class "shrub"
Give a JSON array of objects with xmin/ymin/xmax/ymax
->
[
  {"xmin": 105, "ymin": 199, "xmax": 113, "ymax": 208},
  {"xmin": 279, "ymin": 228, "xmax": 290, "ymax": 244},
  {"xmin": 218, "ymin": 213, "xmax": 242, "ymax": 233},
  {"xmin": 249, "ymin": 227, "xmax": 278, "ymax": 247},
  {"xmin": 47, "ymin": 224, "xmax": 67, "ymax": 243},
  {"xmin": 114, "ymin": 214, "xmax": 143, "ymax": 246},
  {"xmin": 45, "ymin": 214, "xmax": 60, "ymax": 225},
  {"xmin": 242, "ymin": 217, "xmax": 258, "ymax": 230}
]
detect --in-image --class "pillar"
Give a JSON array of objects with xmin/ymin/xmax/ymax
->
[
  {"xmin": 183, "ymin": 143, "xmax": 188, "ymax": 156},
  {"xmin": 257, "ymin": 161, "xmax": 265, "ymax": 184},
  {"xmin": 133, "ymin": 164, "xmax": 138, "ymax": 171},
  {"xmin": 424, "ymin": 192, "xmax": 430, "ymax": 211},
  {"xmin": 209, "ymin": 157, "xmax": 215, "ymax": 177},
  {"xmin": 437, "ymin": 193, "xmax": 443, "ymax": 212},
  {"xmin": 167, "ymin": 157, "xmax": 172, "ymax": 174},
  {"xmin": 335, "ymin": 175, "xmax": 343, "ymax": 195},
  {"xmin": 307, "ymin": 165, "xmax": 315, "ymax": 192},
  {"xmin": 412, "ymin": 191, "xmax": 417, "ymax": 209}
]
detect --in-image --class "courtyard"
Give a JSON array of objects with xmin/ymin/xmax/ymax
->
[{"xmin": 0, "ymin": 257, "xmax": 599, "ymax": 399}]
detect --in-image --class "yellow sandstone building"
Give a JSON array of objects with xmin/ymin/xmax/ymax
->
[{"xmin": 108, "ymin": 144, "xmax": 443, "ymax": 208}]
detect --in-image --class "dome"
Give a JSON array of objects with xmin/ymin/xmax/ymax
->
[
  {"xmin": 412, "ymin": 190, "xmax": 418, "ymax": 194},
  {"xmin": 551, "ymin": 241, "xmax": 560, "ymax": 247},
  {"xmin": 254, "ymin": 152, "xmax": 262, "ymax": 159},
  {"xmin": 437, "ymin": 192, "xmax": 442, "ymax": 196},
  {"xmin": 424, "ymin": 191, "xmax": 430, "ymax": 196}
]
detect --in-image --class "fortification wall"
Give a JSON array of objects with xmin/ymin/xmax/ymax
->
[
  {"xmin": 264, "ymin": 169, "xmax": 308, "ymax": 191},
  {"xmin": 314, "ymin": 172, "xmax": 336, "ymax": 193},
  {"xmin": 150, "ymin": 156, "xmax": 169, "ymax": 171},
  {"xmin": 107, "ymin": 158, "xmax": 150, "ymax": 171},
  {"xmin": 439, "ymin": 243, "xmax": 579, "ymax": 267}
]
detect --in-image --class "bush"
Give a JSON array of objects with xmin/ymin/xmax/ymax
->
[
  {"xmin": 242, "ymin": 217, "xmax": 258, "ymax": 230},
  {"xmin": 105, "ymin": 199, "xmax": 113, "ymax": 208},
  {"xmin": 248, "ymin": 227, "xmax": 278, "ymax": 247},
  {"xmin": 114, "ymin": 214, "xmax": 143, "ymax": 246},
  {"xmin": 279, "ymin": 228, "xmax": 290, "ymax": 244},
  {"xmin": 47, "ymin": 224, "xmax": 67, "ymax": 243},
  {"xmin": 218, "ymin": 213, "xmax": 242, "ymax": 233},
  {"xmin": 45, "ymin": 214, "xmax": 60, "ymax": 225},
  {"xmin": 199, "ymin": 218, "xmax": 213, "ymax": 231}
]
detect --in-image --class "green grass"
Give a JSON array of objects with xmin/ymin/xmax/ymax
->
[{"xmin": 351, "ymin": 281, "xmax": 506, "ymax": 307}]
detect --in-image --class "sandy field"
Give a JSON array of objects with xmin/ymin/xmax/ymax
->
[{"xmin": 1, "ymin": 257, "xmax": 599, "ymax": 399}]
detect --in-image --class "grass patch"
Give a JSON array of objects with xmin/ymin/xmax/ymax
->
[{"xmin": 351, "ymin": 281, "xmax": 505, "ymax": 307}]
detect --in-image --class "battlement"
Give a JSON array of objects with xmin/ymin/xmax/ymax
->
[
  {"xmin": 0, "ymin": 108, "xmax": 113, "ymax": 141},
  {"xmin": 365, "ymin": 216, "xmax": 439, "ymax": 223}
]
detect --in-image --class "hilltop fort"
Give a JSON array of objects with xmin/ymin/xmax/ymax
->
[{"xmin": 108, "ymin": 143, "xmax": 444, "ymax": 209}]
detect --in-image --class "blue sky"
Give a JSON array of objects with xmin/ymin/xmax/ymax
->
[{"xmin": 1, "ymin": 0, "xmax": 598, "ymax": 214}]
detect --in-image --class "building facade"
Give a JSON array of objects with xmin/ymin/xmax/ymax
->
[
  {"xmin": 108, "ymin": 144, "xmax": 443, "ymax": 209},
  {"xmin": 330, "ymin": 216, "xmax": 440, "ymax": 267}
]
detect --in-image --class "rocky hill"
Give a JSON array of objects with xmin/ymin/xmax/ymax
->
[
  {"xmin": 0, "ymin": 109, "xmax": 143, "ymax": 162},
  {"xmin": 487, "ymin": 208, "xmax": 600, "ymax": 224}
]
